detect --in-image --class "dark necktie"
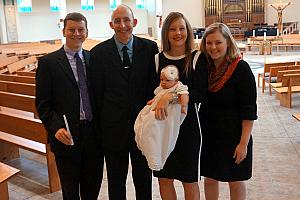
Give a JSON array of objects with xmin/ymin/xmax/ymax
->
[
  {"xmin": 122, "ymin": 46, "xmax": 131, "ymax": 69},
  {"xmin": 74, "ymin": 53, "xmax": 93, "ymax": 121}
]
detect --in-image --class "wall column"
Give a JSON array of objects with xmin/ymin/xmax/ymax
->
[
  {"xmin": 0, "ymin": 0, "xmax": 7, "ymax": 43},
  {"xmin": 2, "ymin": 0, "xmax": 17, "ymax": 43},
  {"xmin": 155, "ymin": 0, "xmax": 162, "ymax": 40},
  {"xmin": 59, "ymin": 0, "xmax": 67, "ymax": 43}
]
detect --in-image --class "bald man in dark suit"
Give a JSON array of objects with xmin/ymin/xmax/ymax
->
[{"xmin": 90, "ymin": 5, "xmax": 159, "ymax": 200}]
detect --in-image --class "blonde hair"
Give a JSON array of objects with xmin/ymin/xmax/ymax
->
[
  {"xmin": 200, "ymin": 22, "xmax": 240, "ymax": 64},
  {"xmin": 161, "ymin": 12, "xmax": 194, "ymax": 76}
]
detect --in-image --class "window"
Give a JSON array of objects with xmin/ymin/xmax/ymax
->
[
  {"xmin": 17, "ymin": 0, "xmax": 32, "ymax": 12},
  {"xmin": 50, "ymin": 0, "xmax": 60, "ymax": 12},
  {"xmin": 136, "ymin": 0, "xmax": 145, "ymax": 9},
  {"xmin": 110, "ymin": 0, "xmax": 121, "ymax": 10},
  {"xmin": 82, "ymin": 0, "xmax": 94, "ymax": 11}
]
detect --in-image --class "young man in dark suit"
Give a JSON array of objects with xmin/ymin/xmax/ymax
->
[
  {"xmin": 35, "ymin": 12, "xmax": 103, "ymax": 200},
  {"xmin": 90, "ymin": 5, "xmax": 159, "ymax": 200}
]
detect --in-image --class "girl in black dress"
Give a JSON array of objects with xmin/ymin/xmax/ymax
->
[
  {"xmin": 199, "ymin": 23, "xmax": 257, "ymax": 200},
  {"xmin": 153, "ymin": 12, "xmax": 207, "ymax": 200}
]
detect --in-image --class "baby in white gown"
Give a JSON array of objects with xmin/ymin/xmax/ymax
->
[{"xmin": 134, "ymin": 65, "xmax": 189, "ymax": 170}]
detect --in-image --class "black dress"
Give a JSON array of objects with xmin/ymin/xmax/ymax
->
[
  {"xmin": 200, "ymin": 60, "xmax": 257, "ymax": 182},
  {"xmin": 153, "ymin": 51, "xmax": 208, "ymax": 183}
]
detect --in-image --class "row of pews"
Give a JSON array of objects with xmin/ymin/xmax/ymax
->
[
  {"xmin": 0, "ymin": 42, "xmax": 64, "ymax": 198},
  {"xmin": 247, "ymin": 34, "xmax": 300, "ymax": 53},
  {"xmin": 257, "ymin": 60, "xmax": 300, "ymax": 121},
  {"xmin": 0, "ymin": 39, "xmax": 103, "ymax": 74},
  {"xmin": 0, "ymin": 54, "xmax": 38, "ymax": 75},
  {"xmin": 0, "ymin": 71, "xmax": 61, "ymax": 196}
]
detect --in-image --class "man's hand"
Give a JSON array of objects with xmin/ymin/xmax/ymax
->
[{"xmin": 55, "ymin": 128, "xmax": 73, "ymax": 145}]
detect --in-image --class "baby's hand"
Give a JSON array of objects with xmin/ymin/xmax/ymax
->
[{"xmin": 147, "ymin": 99, "xmax": 155, "ymax": 105}]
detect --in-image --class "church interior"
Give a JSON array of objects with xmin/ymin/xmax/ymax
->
[{"xmin": 0, "ymin": 0, "xmax": 300, "ymax": 199}]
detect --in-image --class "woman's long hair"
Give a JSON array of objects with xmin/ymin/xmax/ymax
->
[
  {"xmin": 200, "ymin": 22, "xmax": 240, "ymax": 65},
  {"xmin": 161, "ymin": 12, "xmax": 194, "ymax": 76}
]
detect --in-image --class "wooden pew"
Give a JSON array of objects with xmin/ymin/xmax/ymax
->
[
  {"xmin": 0, "ymin": 91, "xmax": 37, "ymax": 116},
  {"xmin": 0, "ymin": 56, "xmax": 19, "ymax": 74},
  {"xmin": 0, "ymin": 91, "xmax": 61, "ymax": 192},
  {"xmin": 273, "ymin": 73, "xmax": 300, "ymax": 108},
  {"xmin": 28, "ymin": 45, "xmax": 60, "ymax": 58},
  {"xmin": 0, "ymin": 162, "xmax": 20, "ymax": 200},
  {"xmin": 7, "ymin": 56, "xmax": 37, "ymax": 74},
  {"xmin": 292, "ymin": 113, "xmax": 300, "ymax": 121},
  {"xmin": 268, "ymin": 65, "xmax": 300, "ymax": 95},
  {"xmin": 0, "ymin": 54, "xmax": 7, "ymax": 60},
  {"xmin": 267, "ymin": 66, "xmax": 290, "ymax": 95},
  {"xmin": 277, "ymin": 69, "xmax": 300, "ymax": 82},
  {"xmin": 0, "ymin": 74, "xmax": 35, "ymax": 84},
  {"xmin": 0, "ymin": 42, "xmax": 49, "ymax": 56},
  {"xmin": 270, "ymin": 69, "xmax": 300, "ymax": 91},
  {"xmin": 259, "ymin": 61, "xmax": 295, "ymax": 93},
  {"xmin": 0, "ymin": 80, "xmax": 35, "ymax": 96},
  {"xmin": 16, "ymin": 71, "xmax": 36, "ymax": 77}
]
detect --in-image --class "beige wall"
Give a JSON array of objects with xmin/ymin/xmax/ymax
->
[{"xmin": 13, "ymin": 0, "xmax": 150, "ymax": 42}]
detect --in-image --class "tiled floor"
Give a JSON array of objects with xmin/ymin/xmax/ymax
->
[{"xmin": 4, "ymin": 51, "xmax": 300, "ymax": 199}]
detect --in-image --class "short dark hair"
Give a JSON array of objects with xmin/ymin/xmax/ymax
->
[{"xmin": 63, "ymin": 12, "xmax": 87, "ymax": 29}]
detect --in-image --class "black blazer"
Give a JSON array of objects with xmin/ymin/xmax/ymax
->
[
  {"xmin": 90, "ymin": 36, "xmax": 159, "ymax": 150},
  {"xmin": 36, "ymin": 47, "xmax": 97, "ymax": 155}
]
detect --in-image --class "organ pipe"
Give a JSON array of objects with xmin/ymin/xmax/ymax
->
[
  {"xmin": 218, "ymin": 0, "xmax": 222, "ymax": 22},
  {"xmin": 204, "ymin": 0, "xmax": 265, "ymax": 25},
  {"xmin": 212, "ymin": 0, "xmax": 214, "ymax": 15}
]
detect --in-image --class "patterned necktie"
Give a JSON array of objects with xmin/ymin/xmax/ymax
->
[
  {"xmin": 122, "ymin": 46, "xmax": 131, "ymax": 69},
  {"xmin": 74, "ymin": 53, "xmax": 93, "ymax": 121}
]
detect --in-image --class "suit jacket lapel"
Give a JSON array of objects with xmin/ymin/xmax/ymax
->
[
  {"xmin": 131, "ymin": 36, "xmax": 141, "ymax": 68},
  {"xmin": 83, "ymin": 49, "xmax": 92, "ymax": 87},
  {"xmin": 108, "ymin": 37, "xmax": 123, "ymax": 67},
  {"xmin": 83, "ymin": 49, "xmax": 90, "ymax": 67},
  {"xmin": 57, "ymin": 47, "xmax": 78, "ymax": 87},
  {"xmin": 130, "ymin": 36, "xmax": 143, "ymax": 80}
]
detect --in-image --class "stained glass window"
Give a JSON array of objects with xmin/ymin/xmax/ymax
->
[
  {"xmin": 50, "ymin": 0, "xmax": 60, "ymax": 12},
  {"xmin": 82, "ymin": 0, "xmax": 94, "ymax": 11},
  {"xmin": 136, "ymin": 0, "xmax": 145, "ymax": 9},
  {"xmin": 17, "ymin": 0, "xmax": 32, "ymax": 12},
  {"xmin": 110, "ymin": 0, "xmax": 121, "ymax": 10}
]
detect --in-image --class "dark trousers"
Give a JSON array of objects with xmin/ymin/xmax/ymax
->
[
  {"xmin": 104, "ymin": 143, "xmax": 152, "ymax": 200},
  {"xmin": 55, "ymin": 122, "xmax": 104, "ymax": 200}
]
